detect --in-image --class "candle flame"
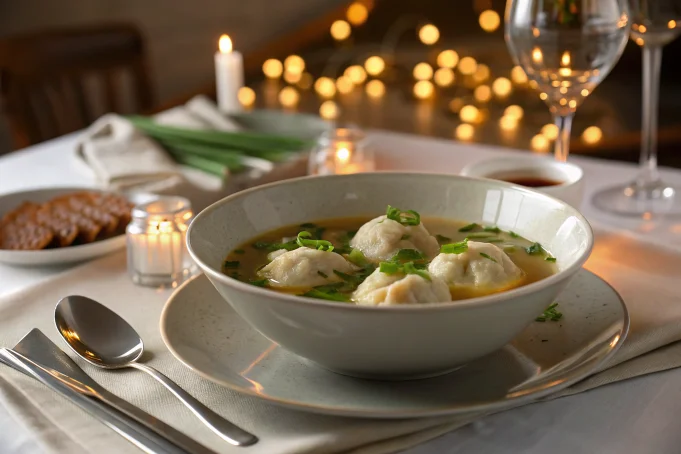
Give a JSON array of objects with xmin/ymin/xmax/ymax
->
[
  {"xmin": 336, "ymin": 147, "xmax": 351, "ymax": 164},
  {"xmin": 219, "ymin": 34, "xmax": 233, "ymax": 53},
  {"xmin": 561, "ymin": 51, "xmax": 571, "ymax": 66}
]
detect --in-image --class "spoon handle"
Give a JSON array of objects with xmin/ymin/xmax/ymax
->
[{"xmin": 130, "ymin": 362, "xmax": 258, "ymax": 447}]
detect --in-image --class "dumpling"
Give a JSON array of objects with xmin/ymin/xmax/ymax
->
[
  {"xmin": 350, "ymin": 215, "xmax": 439, "ymax": 262},
  {"xmin": 428, "ymin": 241, "xmax": 523, "ymax": 290},
  {"xmin": 259, "ymin": 247, "xmax": 354, "ymax": 288},
  {"xmin": 353, "ymin": 268, "xmax": 452, "ymax": 306}
]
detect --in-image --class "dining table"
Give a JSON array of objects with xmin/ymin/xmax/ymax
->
[{"xmin": 2, "ymin": 128, "xmax": 681, "ymax": 454}]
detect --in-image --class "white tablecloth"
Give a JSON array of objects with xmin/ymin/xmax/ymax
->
[{"xmin": 2, "ymin": 130, "xmax": 681, "ymax": 454}]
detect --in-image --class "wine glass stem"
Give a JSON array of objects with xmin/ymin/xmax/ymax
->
[
  {"xmin": 638, "ymin": 44, "xmax": 663, "ymax": 188},
  {"xmin": 553, "ymin": 113, "xmax": 574, "ymax": 162}
]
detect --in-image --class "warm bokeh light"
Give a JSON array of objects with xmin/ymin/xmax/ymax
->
[
  {"xmin": 283, "ymin": 69, "xmax": 302, "ymax": 84},
  {"xmin": 278, "ymin": 86, "xmax": 299, "ymax": 107},
  {"xmin": 531, "ymin": 134, "xmax": 549, "ymax": 152},
  {"xmin": 413, "ymin": 62, "xmax": 434, "ymax": 81},
  {"xmin": 218, "ymin": 34, "xmax": 233, "ymax": 53},
  {"xmin": 365, "ymin": 79, "xmax": 385, "ymax": 98},
  {"xmin": 347, "ymin": 2, "xmax": 369, "ymax": 26},
  {"xmin": 669, "ymin": 20, "xmax": 677, "ymax": 29},
  {"xmin": 437, "ymin": 50, "xmax": 459, "ymax": 68},
  {"xmin": 511, "ymin": 66, "xmax": 528, "ymax": 84},
  {"xmin": 456, "ymin": 123, "xmax": 475, "ymax": 141},
  {"xmin": 336, "ymin": 76, "xmax": 354, "ymax": 94},
  {"xmin": 504, "ymin": 105, "xmax": 524, "ymax": 120},
  {"xmin": 539, "ymin": 92, "xmax": 548, "ymax": 100},
  {"xmin": 474, "ymin": 85, "xmax": 492, "ymax": 102},
  {"xmin": 418, "ymin": 24, "xmax": 440, "ymax": 45},
  {"xmin": 635, "ymin": 37, "xmax": 645, "ymax": 46},
  {"xmin": 413, "ymin": 80, "xmax": 434, "ymax": 99},
  {"xmin": 237, "ymin": 87, "xmax": 255, "ymax": 107},
  {"xmin": 569, "ymin": 99, "xmax": 577, "ymax": 108},
  {"xmin": 459, "ymin": 105, "xmax": 480, "ymax": 124},
  {"xmin": 638, "ymin": 24, "xmax": 647, "ymax": 33},
  {"xmin": 364, "ymin": 56, "xmax": 385, "ymax": 76},
  {"xmin": 458, "ymin": 57, "xmax": 477, "ymax": 75},
  {"xmin": 449, "ymin": 98, "xmax": 464, "ymax": 113},
  {"xmin": 472, "ymin": 64, "xmax": 490, "ymax": 83},
  {"xmin": 284, "ymin": 55, "xmax": 305, "ymax": 74},
  {"xmin": 541, "ymin": 123, "xmax": 559, "ymax": 140},
  {"xmin": 532, "ymin": 47, "xmax": 543, "ymax": 63},
  {"xmin": 434, "ymin": 68, "xmax": 455, "ymax": 87},
  {"xmin": 319, "ymin": 100, "xmax": 340, "ymax": 120},
  {"xmin": 298, "ymin": 72, "xmax": 314, "ymax": 90},
  {"xmin": 499, "ymin": 115, "xmax": 518, "ymax": 131},
  {"xmin": 479, "ymin": 10, "xmax": 501, "ymax": 32},
  {"xmin": 314, "ymin": 77, "xmax": 337, "ymax": 98},
  {"xmin": 561, "ymin": 51, "xmax": 571, "ymax": 66},
  {"xmin": 529, "ymin": 80, "xmax": 539, "ymax": 89},
  {"xmin": 492, "ymin": 77, "xmax": 512, "ymax": 98},
  {"xmin": 345, "ymin": 65, "xmax": 367, "ymax": 84},
  {"xmin": 330, "ymin": 20, "xmax": 352, "ymax": 40},
  {"xmin": 581, "ymin": 88, "xmax": 590, "ymax": 97},
  {"xmin": 582, "ymin": 126, "xmax": 603, "ymax": 145},
  {"xmin": 262, "ymin": 59, "xmax": 283, "ymax": 79},
  {"xmin": 336, "ymin": 147, "xmax": 351, "ymax": 163}
]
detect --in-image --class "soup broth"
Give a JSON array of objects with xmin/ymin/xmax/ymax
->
[{"xmin": 223, "ymin": 215, "xmax": 557, "ymax": 304}]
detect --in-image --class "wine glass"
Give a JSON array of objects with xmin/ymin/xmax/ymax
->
[
  {"xmin": 592, "ymin": 0, "xmax": 681, "ymax": 216},
  {"xmin": 505, "ymin": 0, "xmax": 630, "ymax": 162}
]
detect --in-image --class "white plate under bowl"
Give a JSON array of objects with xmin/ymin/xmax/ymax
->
[
  {"xmin": 0, "ymin": 187, "xmax": 138, "ymax": 266},
  {"xmin": 160, "ymin": 270, "xmax": 628, "ymax": 419}
]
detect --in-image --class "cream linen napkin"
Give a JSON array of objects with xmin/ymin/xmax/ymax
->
[{"xmin": 1, "ymin": 229, "xmax": 681, "ymax": 454}]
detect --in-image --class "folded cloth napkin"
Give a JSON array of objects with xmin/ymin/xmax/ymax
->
[{"xmin": 3, "ymin": 230, "xmax": 678, "ymax": 454}]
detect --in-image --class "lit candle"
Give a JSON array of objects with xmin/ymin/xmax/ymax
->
[
  {"xmin": 308, "ymin": 127, "xmax": 375, "ymax": 175},
  {"xmin": 215, "ymin": 34, "xmax": 244, "ymax": 113}
]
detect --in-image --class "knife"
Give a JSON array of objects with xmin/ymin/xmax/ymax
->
[{"xmin": 0, "ymin": 329, "xmax": 218, "ymax": 454}]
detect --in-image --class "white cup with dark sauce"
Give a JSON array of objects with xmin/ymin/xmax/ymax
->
[{"xmin": 461, "ymin": 156, "xmax": 585, "ymax": 209}]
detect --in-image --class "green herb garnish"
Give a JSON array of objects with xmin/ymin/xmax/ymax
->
[
  {"xmin": 223, "ymin": 260, "xmax": 240, "ymax": 269},
  {"xmin": 317, "ymin": 271, "xmax": 328, "ymax": 278},
  {"xmin": 545, "ymin": 257, "xmax": 557, "ymax": 262},
  {"xmin": 252, "ymin": 240, "xmax": 298, "ymax": 251},
  {"xmin": 386, "ymin": 205, "xmax": 421, "ymax": 226},
  {"xmin": 441, "ymin": 240, "xmax": 469, "ymax": 254},
  {"xmin": 458, "ymin": 223, "xmax": 479, "ymax": 232},
  {"xmin": 296, "ymin": 231, "xmax": 334, "ymax": 252},
  {"xmin": 301, "ymin": 289, "xmax": 350, "ymax": 302},
  {"xmin": 483, "ymin": 226, "xmax": 501, "ymax": 233},
  {"xmin": 465, "ymin": 232, "xmax": 496, "ymax": 239},
  {"xmin": 347, "ymin": 248, "xmax": 368, "ymax": 267},
  {"xmin": 401, "ymin": 234, "xmax": 411, "ymax": 240},
  {"xmin": 233, "ymin": 249, "xmax": 245, "ymax": 254},
  {"xmin": 526, "ymin": 242, "xmax": 546, "ymax": 256},
  {"xmin": 391, "ymin": 249, "xmax": 424, "ymax": 262},
  {"xmin": 403, "ymin": 261, "xmax": 431, "ymax": 281},
  {"xmin": 249, "ymin": 278, "xmax": 269, "ymax": 287},
  {"xmin": 509, "ymin": 231, "xmax": 520, "ymax": 238},
  {"xmin": 535, "ymin": 303, "xmax": 563, "ymax": 322},
  {"xmin": 479, "ymin": 252, "xmax": 497, "ymax": 263},
  {"xmin": 379, "ymin": 261, "xmax": 401, "ymax": 274},
  {"xmin": 435, "ymin": 234, "xmax": 451, "ymax": 244}
]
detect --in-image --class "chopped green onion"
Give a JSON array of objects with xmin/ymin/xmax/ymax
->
[
  {"xmin": 252, "ymin": 240, "xmax": 298, "ymax": 251},
  {"xmin": 483, "ymin": 226, "xmax": 501, "ymax": 233},
  {"xmin": 223, "ymin": 260, "xmax": 240, "ymax": 269},
  {"xmin": 435, "ymin": 234, "xmax": 451, "ymax": 244},
  {"xmin": 249, "ymin": 279, "xmax": 269, "ymax": 287},
  {"xmin": 458, "ymin": 223, "xmax": 479, "ymax": 232},
  {"xmin": 509, "ymin": 231, "xmax": 520, "ymax": 238},
  {"xmin": 379, "ymin": 262, "xmax": 401, "ymax": 274},
  {"xmin": 545, "ymin": 257, "xmax": 557, "ymax": 262},
  {"xmin": 401, "ymin": 234, "xmax": 411, "ymax": 240},
  {"xmin": 479, "ymin": 252, "xmax": 497, "ymax": 263},
  {"xmin": 536, "ymin": 303, "xmax": 562, "ymax": 322},
  {"xmin": 347, "ymin": 248, "xmax": 368, "ymax": 267},
  {"xmin": 386, "ymin": 205, "xmax": 421, "ymax": 226},
  {"xmin": 526, "ymin": 242, "xmax": 546, "ymax": 256},
  {"xmin": 301, "ymin": 289, "xmax": 349, "ymax": 302},
  {"xmin": 296, "ymin": 231, "xmax": 334, "ymax": 252},
  {"xmin": 441, "ymin": 240, "xmax": 469, "ymax": 254},
  {"xmin": 391, "ymin": 249, "xmax": 424, "ymax": 262},
  {"xmin": 300, "ymin": 223, "xmax": 317, "ymax": 228},
  {"xmin": 403, "ymin": 261, "xmax": 431, "ymax": 281},
  {"xmin": 317, "ymin": 271, "xmax": 328, "ymax": 278},
  {"xmin": 465, "ymin": 232, "xmax": 496, "ymax": 239},
  {"xmin": 233, "ymin": 249, "xmax": 245, "ymax": 254}
]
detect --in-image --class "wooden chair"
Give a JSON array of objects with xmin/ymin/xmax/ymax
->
[{"xmin": 0, "ymin": 23, "xmax": 154, "ymax": 150}]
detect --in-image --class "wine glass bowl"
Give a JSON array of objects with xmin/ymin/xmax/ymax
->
[{"xmin": 505, "ymin": 0, "xmax": 630, "ymax": 162}]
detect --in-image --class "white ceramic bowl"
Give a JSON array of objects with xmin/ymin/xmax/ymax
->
[
  {"xmin": 187, "ymin": 173, "xmax": 593, "ymax": 380},
  {"xmin": 460, "ymin": 156, "xmax": 585, "ymax": 208}
]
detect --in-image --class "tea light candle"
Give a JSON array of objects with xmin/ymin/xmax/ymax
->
[
  {"xmin": 126, "ymin": 196, "xmax": 195, "ymax": 287},
  {"xmin": 308, "ymin": 127, "xmax": 375, "ymax": 175},
  {"xmin": 215, "ymin": 34, "xmax": 244, "ymax": 113}
]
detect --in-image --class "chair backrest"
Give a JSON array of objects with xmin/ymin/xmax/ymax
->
[{"xmin": 0, "ymin": 23, "xmax": 154, "ymax": 149}]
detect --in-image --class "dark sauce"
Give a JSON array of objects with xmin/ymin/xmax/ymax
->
[{"xmin": 487, "ymin": 171, "xmax": 563, "ymax": 188}]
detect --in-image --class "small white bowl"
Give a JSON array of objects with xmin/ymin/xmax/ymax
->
[
  {"xmin": 187, "ymin": 173, "xmax": 593, "ymax": 380},
  {"xmin": 461, "ymin": 156, "xmax": 584, "ymax": 208}
]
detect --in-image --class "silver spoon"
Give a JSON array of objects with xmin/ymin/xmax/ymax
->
[{"xmin": 55, "ymin": 295, "xmax": 257, "ymax": 447}]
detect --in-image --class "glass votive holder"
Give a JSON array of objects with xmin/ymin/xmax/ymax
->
[
  {"xmin": 308, "ymin": 126, "xmax": 375, "ymax": 175},
  {"xmin": 126, "ymin": 196, "xmax": 195, "ymax": 287}
]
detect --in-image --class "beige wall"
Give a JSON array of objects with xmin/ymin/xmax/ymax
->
[{"xmin": 0, "ymin": 0, "xmax": 341, "ymax": 152}]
